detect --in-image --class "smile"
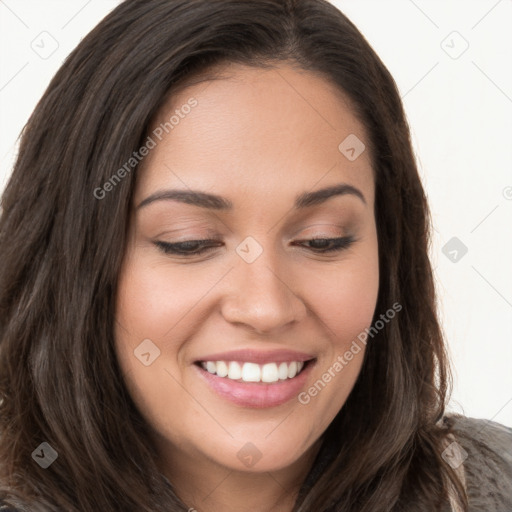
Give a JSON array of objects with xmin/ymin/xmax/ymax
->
[
  {"xmin": 199, "ymin": 360, "xmax": 306, "ymax": 383},
  {"xmin": 194, "ymin": 357, "xmax": 316, "ymax": 408}
]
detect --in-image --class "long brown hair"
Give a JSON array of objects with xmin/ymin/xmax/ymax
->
[{"xmin": 0, "ymin": 0, "xmax": 466, "ymax": 510}]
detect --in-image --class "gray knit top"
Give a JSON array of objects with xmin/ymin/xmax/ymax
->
[{"xmin": 442, "ymin": 415, "xmax": 512, "ymax": 511}]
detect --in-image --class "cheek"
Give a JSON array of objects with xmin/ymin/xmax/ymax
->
[
  {"xmin": 113, "ymin": 255, "xmax": 180, "ymax": 381},
  {"xmin": 113, "ymin": 257, "xmax": 192, "ymax": 427},
  {"xmin": 115, "ymin": 255, "xmax": 206, "ymax": 342},
  {"xmin": 296, "ymin": 239, "xmax": 379, "ymax": 434},
  {"xmin": 113, "ymin": 252, "xmax": 227, "ymax": 399},
  {"xmin": 303, "ymin": 238, "xmax": 379, "ymax": 348}
]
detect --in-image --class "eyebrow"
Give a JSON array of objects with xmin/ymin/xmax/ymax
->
[{"xmin": 136, "ymin": 182, "xmax": 366, "ymax": 211}]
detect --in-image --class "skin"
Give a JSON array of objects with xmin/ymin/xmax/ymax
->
[{"xmin": 114, "ymin": 61, "xmax": 379, "ymax": 512}]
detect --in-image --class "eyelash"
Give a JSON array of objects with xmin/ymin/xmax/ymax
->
[{"xmin": 154, "ymin": 236, "xmax": 356, "ymax": 257}]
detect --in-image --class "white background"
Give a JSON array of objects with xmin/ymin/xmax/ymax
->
[{"xmin": 0, "ymin": 0, "xmax": 511, "ymax": 427}]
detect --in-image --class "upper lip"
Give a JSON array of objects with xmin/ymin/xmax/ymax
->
[{"xmin": 195, "ymin": 349, "xmax": 316, "ymax": 365}]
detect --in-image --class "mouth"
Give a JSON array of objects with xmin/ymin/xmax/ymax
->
[
  {"xmin": 193, "ymin": 356, "xmax": 317, "ymax": 408},
  {"xmin": 195, "ymin": 359, "xmax": 311, "ymax": 383}
]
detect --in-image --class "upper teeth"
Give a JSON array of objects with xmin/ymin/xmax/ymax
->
[{"xmin": 200, "ymin": 361, "xmax": 305, "ymax": 383}]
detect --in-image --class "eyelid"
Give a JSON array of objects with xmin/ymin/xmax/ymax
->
[
  {"xmin": 153, "ymin": 226, "xmax": 222, "ymax": 240},
  {"xmin": 153, "ymin": 235, "xmax": 356, "ymax": 257},
  {"xmin": 288, "ymin": 222, "xmax": 350, "ymax": 239}
]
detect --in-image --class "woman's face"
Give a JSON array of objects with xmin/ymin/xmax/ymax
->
[{"xmin": 115, "ymin": 62, "xmax": 379, "ymax": 477}]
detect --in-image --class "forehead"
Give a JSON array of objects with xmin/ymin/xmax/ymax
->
[{"xmin": 136, "ymin": 61, "xmax": 374, "ymax": 209}]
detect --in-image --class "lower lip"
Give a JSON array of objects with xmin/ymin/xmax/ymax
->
[{"xmin": 194, "ymin": 361, "xmax": 315, "ymax": 408}]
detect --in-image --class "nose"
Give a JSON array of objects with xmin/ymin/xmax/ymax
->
[{"xmin": 220, "ymin": 245, "xmax": 306, "ymax": 335}]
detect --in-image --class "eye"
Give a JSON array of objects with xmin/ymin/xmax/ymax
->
[
  {"xmin": 154, "ymin": 236, "xmax": 355, "ymax": 257},
  {"xmin": 293, "ymin": 236, "xmax": 356, "ymax": 253},
  {"xmin": 154, "ymin": 239, "xmax": 221, "ymax": 256}
]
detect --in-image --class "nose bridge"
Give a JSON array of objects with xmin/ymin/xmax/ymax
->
[{"xmin": 221, "ymin": 235, "xmax": 304, "ymax": 333}]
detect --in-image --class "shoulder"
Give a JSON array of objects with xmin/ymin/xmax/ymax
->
[{"xmin": 443, "ymin": 414, "xmax": 512, "ymax": 510}]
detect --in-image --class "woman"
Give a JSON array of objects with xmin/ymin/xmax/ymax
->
[{"xmin": 0, "ymin": 0, "xmax": 510, "ymax": 511}]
